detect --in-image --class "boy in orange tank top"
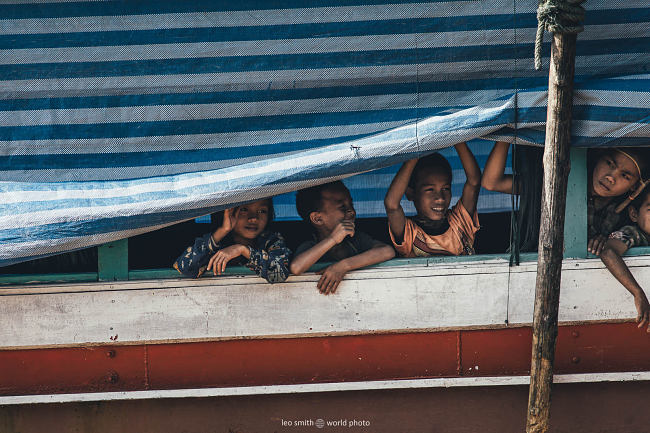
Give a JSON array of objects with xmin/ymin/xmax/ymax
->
[{"xmin": 384, "ymin": 143, "xmax": 481, "ymax": 257}]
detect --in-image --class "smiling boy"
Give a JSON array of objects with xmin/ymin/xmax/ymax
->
[
  {"xmin": 601, "ymin": 186, "xmax": 650, "ymax": 332},
  {"xmin": 290, "ymin": 181, "xmax": 395, "ymax": 295},
  {"xmin": 384, "ymin": 142, "xmax": 481, "ymax": 257}
]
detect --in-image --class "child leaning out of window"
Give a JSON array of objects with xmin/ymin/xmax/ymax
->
[
  {"xmin": 482, "ymin": 144, "xmax": 649, "ymax": 256},
  {"xmin": 173, "ymin": 198, "xmax": 290, "ymax": 283},
  {"xmin": 600, "ymin": 182, "xmax": 650, "ymax": 332},
  {"xmin": 586, "ymin": 148, "xmax": 648, "ymax": 255}
]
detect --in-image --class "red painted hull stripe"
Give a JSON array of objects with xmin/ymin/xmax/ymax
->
[{"xmin": 1, "ymin": 322, "xmax": 649, "ymax": 396}]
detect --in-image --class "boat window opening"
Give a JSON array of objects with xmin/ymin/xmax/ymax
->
[
  {"xmin": 125, "ymin": 212, "xmax": 512, "ymax": 272},
  {"xmin": 0, "ymin": 247, "xmax": 98, "ymax": 275},
  {"xmin": 4, "ymin": 145, "xmax": 650, "ymax": 286}
]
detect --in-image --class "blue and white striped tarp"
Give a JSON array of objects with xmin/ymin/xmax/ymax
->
[
  {"xmin": 1, "ymin": 0, "xmax": 648, "ymax": 266},
  {"xmin": 272, "ymin": 139, "xmax": 513, "ymax": 221}
]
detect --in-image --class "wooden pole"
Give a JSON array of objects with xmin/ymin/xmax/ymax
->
[{"xmin": 525, "ymin": 32, "xmax": 578, "ymax": 433}]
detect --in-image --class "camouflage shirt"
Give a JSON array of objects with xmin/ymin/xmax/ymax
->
[
  {"xmin": 173, "ymin": 230, "xmax": 291, "ymax": 283},
  {"xmin": 609, "ymin": 224, "xmax": 650, "ymax": 249}
]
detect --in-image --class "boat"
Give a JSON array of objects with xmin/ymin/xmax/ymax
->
[{"xmin": 1, "ymin": 1, "xmax": 649, "ymax": 431}]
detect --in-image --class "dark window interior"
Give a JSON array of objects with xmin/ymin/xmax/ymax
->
[
  {"xmin": 0, "ymin": 211, "xmax": 515, "ymax": 274},
  {"xmin": 1, "ymin": 247, "xmax": 98, "ymax": 275},
  {"xmin": 127, "ymin": 211, "xmax": 514, "ymax": 270}
]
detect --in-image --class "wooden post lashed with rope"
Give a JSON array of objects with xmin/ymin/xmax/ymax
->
[{"xmin": 526, "ymin": 1, "xmax": 585, "ymax": 432}]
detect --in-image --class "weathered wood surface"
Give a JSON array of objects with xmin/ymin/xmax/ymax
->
[
  {"xmin": 1, "ymin": 255, "xmax": 649, "ymax": 349},
  {"xmin": 527, "ymin": 32, "xmax": 578, "ymax": 433}
]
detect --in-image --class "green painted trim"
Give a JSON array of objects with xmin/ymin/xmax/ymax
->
[
  {"xmin": 128, "ymin": 269, "xmax": 184, "ymax": 280},
  {"xmin": 128, "ymin": 254, "xmax": 541, "ymax": 282},
  {"xmin": 0, "ymin": 273, "xmax": 98, "ymax": 286},
  {"xmin": 564, "ymin": 147, "xmax": 588, "ymax": 258},
  {"xmin": 426, "ymin": 252, "xmax": 538, "ymax": 265},
  {"xmin": 0, "ymin": 252, "xmax": 542, "ymax": 286},
  {"xmin": 347, "ymin": 257, "xmax": 428, "ymax": 268},
  {"xmin": 98, "ymin": 239, "xmax": 129, "ymax": 281},
  {"xmin": 128, "ymin": 267, "xmax": 256, "ymax": 280},
  {"xmin": 626, "ymin": 246, "xmax": 650, "ymax": 256},
  {"xmin": 587, "ymin": 246, "xmax": 650, "ymax": 259},
  {"xmin": 0, "ymin": 245, "xmax": 637, "ymax": 286}
]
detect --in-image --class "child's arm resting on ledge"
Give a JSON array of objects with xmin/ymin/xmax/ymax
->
[
  {"xmin": 317, "ymin": 242, "xmax": 395, "ymax": 295},
  {"xmin": 384, "ymin": 159, "xmax": 417, "ymax": 245},
  {"xmin": 173, "ymin": 232, "xmax": 220, "ymax": 278},
  {"xmin": 601, "ymin": 238, "xmax": 650, "ymax": 332},
  {"xmin": 455, "ymin": 142, "xmax": 481, "ymax": 216},
  {"xmin": 481, "ymin": 141, "xmax": 514, "ymax": 194}
]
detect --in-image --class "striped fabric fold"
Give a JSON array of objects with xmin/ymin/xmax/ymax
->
[{"xmin": 0, "ymin": 0, "xmax": 648, "ymax": 267}]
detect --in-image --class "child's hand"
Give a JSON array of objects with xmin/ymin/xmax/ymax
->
[
  {"xmin": 329, "ymin": 220, "xmax": 355, "ymax": 244},
  {"xmin": 207, "ymin": 244, "xmax": 246, "ymax": 275},
  {"xmin": 220, "ymin": 208, "xmax": 240, "ymax": 234},
  {"xmin": 588, "ymin": 235, "xmax": 607, "ymax": 256},
  {"xmin": 634, "ymin": 293, "xmax": 650, "ymax": 332},
  {"xmin": 316, "ymin": 262, "xmax": 348, "ymax": 295}
]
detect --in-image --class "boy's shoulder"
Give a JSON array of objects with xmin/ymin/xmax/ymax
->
[
  {"xmin": 333, "ymin": 231, "xmax": 382, "ymax": 261},
  {"xmin": 295, "ymin": 236, "xmax": 318, "ymax": 256},
  {"xmin": 348, "ymin": 230, "xmax": 382, "ymax": 249}
]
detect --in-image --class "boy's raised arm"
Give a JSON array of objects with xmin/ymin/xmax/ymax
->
[
  {"xmin": 601, "ymin": 238, "xmax": 650, "ymax": 331},
  {"xmin": 384, "ymin": 159, "xmax": 417, "ymax": 244},
  {"xmin": 455, "ymin": 142, "xmax": 481, "ymax": 216},
  {"xmin": 481, "ymin": 141, "xmax": 514, "ymax": 194}
]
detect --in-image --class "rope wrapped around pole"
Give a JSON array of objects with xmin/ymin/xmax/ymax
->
[{"xmin": 535, "ymin": 0, "xmax": 586, "ymax": 70}]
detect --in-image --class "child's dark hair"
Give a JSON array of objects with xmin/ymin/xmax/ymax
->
[
  {"xmin": 408, "ymin": 152, "xmax": 453, "ymax": 189},
  {"xmin": 296, "ymin": 181, "xmax": 349, "ymax": 221}
]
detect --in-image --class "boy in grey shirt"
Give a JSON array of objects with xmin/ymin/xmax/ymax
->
[{"xmin": 290, "ymin": 181, "xmax": 394, "ymax": 295}]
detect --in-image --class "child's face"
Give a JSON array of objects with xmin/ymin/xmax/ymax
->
[
  {"xmin": 412, "ymin": 169, "xmax": 452, "ymax": 221},
  {"xmin": 630, "ymin": 194, "xmax": 650, "ymax": 236},
  {"xmin": 591, "ymin": 152, "xmax": 640, "ymax": 198},
  {"xmin": 314, "ymin": 189, "xmax": 356, "ymax": 233},
  {"xmin": 233, "ymin": 200, "xmax": 270, "ymax": 240}
]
